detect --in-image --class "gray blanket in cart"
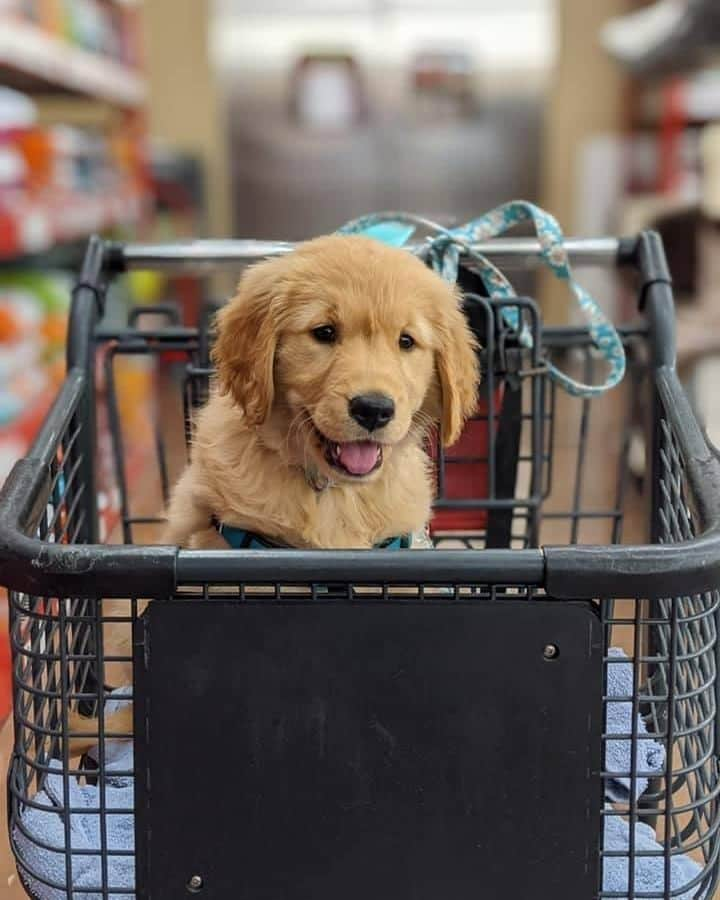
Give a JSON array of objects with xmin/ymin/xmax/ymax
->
[
  {"xmin": 13, "ymin": 691, "xmax": 134, "ymax": 900},
  {"xmin": 13, "ymin": 653, "xmax": 703, "ymax": 899}
]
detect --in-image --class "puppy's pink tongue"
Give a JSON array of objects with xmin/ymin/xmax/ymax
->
[{"xmin": 337, "ymin": 441, "xmax": 381, "ymax": 475}]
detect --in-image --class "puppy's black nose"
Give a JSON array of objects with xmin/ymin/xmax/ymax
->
[{"xmin": 349, "ymin": 393, "xmax": 395, "ymax": 432}]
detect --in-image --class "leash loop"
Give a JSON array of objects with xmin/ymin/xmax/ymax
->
[{"xmin": 337, "ymin": 202, "xmax": 626, "ymax": 397}]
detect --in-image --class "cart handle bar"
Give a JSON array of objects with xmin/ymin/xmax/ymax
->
[{"xmin": 111, "ymin": 237, "xmax": 626, "ymax": 273}]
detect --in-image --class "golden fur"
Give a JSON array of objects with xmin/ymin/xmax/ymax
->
[
  {"xmin": 67, "ymin": 234, "xmax": 478, "ymax": 753},
  {"xmin": 164, "ymin": 234, "xmax": 478, "ymax": 550}
]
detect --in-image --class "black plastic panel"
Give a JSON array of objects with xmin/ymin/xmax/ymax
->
[{"xmin": 134, "ymin": 600, "xmax": 602, "ymax": 900}]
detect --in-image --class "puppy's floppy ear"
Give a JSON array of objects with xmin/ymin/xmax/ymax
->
[
  {"xmin": 435, "ymin": 289, "xmax": 480, "ymax": 447},
  {"xmin": 212, "ymin": 259, "xmax": 282, "ymax": 425}
]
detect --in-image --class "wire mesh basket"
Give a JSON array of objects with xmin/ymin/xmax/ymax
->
[{"xmin": 1, "ymin": 232, "xmax": 719, "ymax": 899}]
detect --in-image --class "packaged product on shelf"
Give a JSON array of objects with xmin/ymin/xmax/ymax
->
[
  {"xmin": 62, "ymin": 0, "xmax": 122, "ymax": 60},
  {"xmin": 0, "ymin": 88, "xmax": 37, "ymax": 186},
  {"xmin": 0, "ymin": 86, "xmax": 37, "ymax": 132},
  {"xmin": 0, "ymin": 292, "xmax": 46, "ymax": 425},
  {"xmin": 15, "ymin": 0, "xmax": 43, "ymax": 23},
  {"xmin": 40, "ymin": 0, "xmax": 65, "ymax": 34},
  {"xmin": 0, "ymin": 270, "xmax": 71, "ymax": 483},
  {"xmin": 2, "ymin": 107, "xmax": 146, "ymax": 256}
]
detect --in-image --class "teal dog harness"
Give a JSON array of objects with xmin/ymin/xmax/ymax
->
[{"xmin": 212, "ymin": 517, "xmax": 411, "ymax": 550}]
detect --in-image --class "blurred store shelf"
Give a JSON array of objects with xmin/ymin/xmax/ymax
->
[
  {"xmin": 0, "ymin": 384, "xmax": 54, "ymax": 473},
  {"xmin": 0, "ymin": 186, "xmax": 145, "ymax": 260},
  {"xmin": 0, "ymin": 17, "xmax": 146, "ymax": 108}
]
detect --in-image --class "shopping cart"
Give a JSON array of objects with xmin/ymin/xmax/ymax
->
[{"xmin": 1, "ymin": 232, "xmax": 719, "ymax": 900}]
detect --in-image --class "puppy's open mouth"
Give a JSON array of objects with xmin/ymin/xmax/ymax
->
[{"xmin": 313, "ymin": 427, "xmax": 383, "ymax": 477}]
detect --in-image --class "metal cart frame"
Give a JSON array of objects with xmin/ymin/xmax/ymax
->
[{"xmin": 1, "ymin": 231, "xmax": 719, "ymax": 899}]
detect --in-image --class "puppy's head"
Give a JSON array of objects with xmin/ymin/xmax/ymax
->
[{"xmin": 212, "ymin": 235, "xmax": 478, "ymax": 482}]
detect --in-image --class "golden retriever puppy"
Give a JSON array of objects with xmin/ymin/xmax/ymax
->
[
  {"xmin": 165, "ymin": 234, "xmax": 478, "ymax": 550},
  {"xmin": 67, "ymin": 234, "xmax": 478, "ymax": 754}
]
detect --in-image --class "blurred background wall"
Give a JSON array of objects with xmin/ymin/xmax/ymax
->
[{"xmin": 212, "ymin": 0, "xmax": 555, "ymax": 240}]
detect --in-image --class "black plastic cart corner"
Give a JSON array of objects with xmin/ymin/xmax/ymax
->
[{"xmin": 1, "ymin": 232, "xmax": 719, "ymax": 900}]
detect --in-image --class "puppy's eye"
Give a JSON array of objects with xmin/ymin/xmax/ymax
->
[
  {"xmin": 399, "ymin": 333, "xmax": 415, "ymax": 351},
  {"xmin": 312, "ymin": 325, "xmax": 337, "ymax": 344}
]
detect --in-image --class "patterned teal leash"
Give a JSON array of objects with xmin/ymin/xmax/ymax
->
[{"xmin": 337, "ymin": 202, "xmax": 626, "ymax": 397}]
